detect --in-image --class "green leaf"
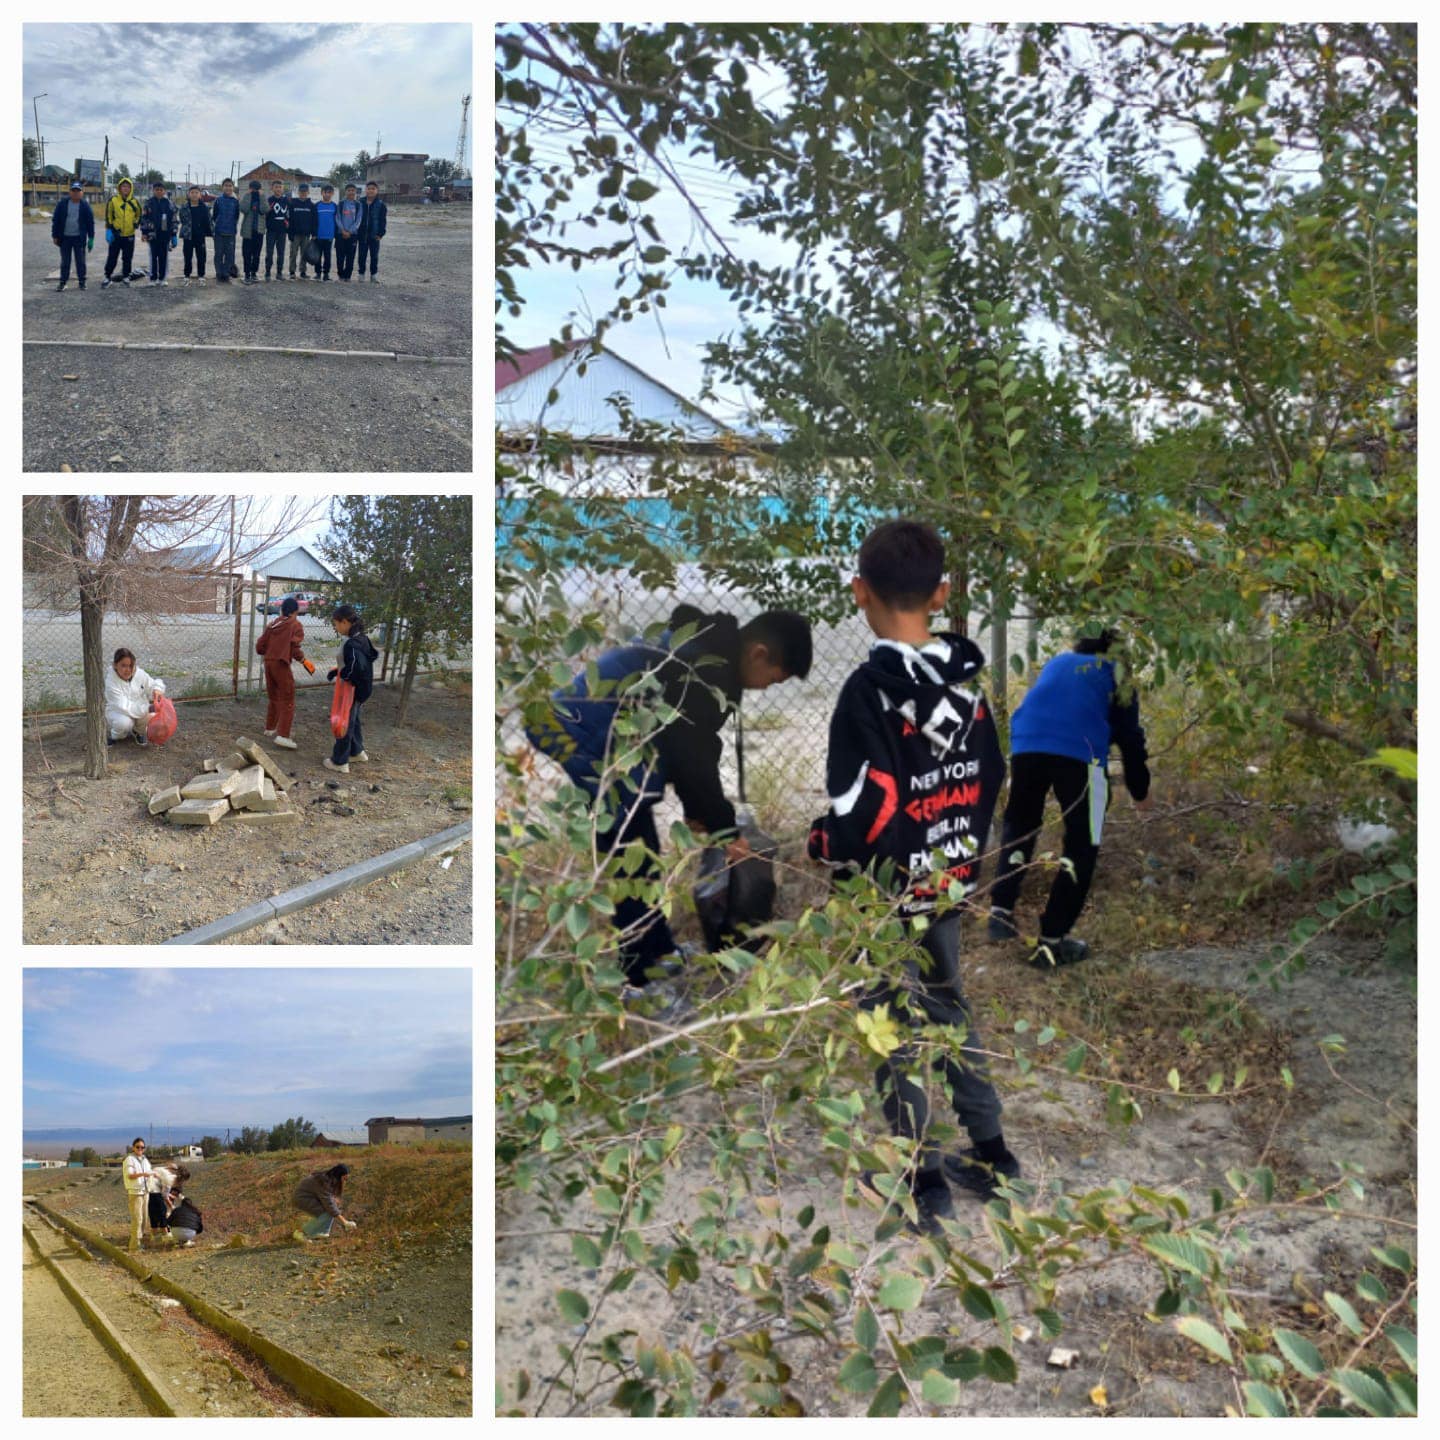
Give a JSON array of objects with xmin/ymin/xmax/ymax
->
[
  {"xmin": 921, "ymin": 1368, "xmax": 961, "ymax": 1405},
  {"xmin": 867, "ymin": 1371, "xmax": 905, "ymax": 1417},
  {"xmin": 1383, "ymin": 1324, "xmax": 1417, "ymax": 1372},
  {"xmin": 982, "ymin": 1346, "xmax": 1018, "ymax": 1383},
  {"xmin": 1167, "ymin": 1068, "xmax": 1181, "ymax": 1092},
  {"xmin": 640, "ymin": 245, "xmax": 668, "ymax": 264},
  {"xmin": 1233, "ymin": 93, "xmax": 1265, "ymax": 116},
  {"xmin": 1329, "ymin": 1368, "xmax": 1394, "ymax": 1417},
  {"xmin": 1063, "ymin": 1043, "xmax": 1086, "ymax": 1075},
  {"xmin": 1242, "ymin": 1381, "xmax": 1290, "ymax": 1417},
  {"xmin": 1324, "ymin": 1291, "xmax": 1363, "ymax": 1336},
  {"xmin": 1272, "ymin": 1328, "xmax": 1324, "ymax": 1380},
  {"xmin": 1174, "ymin": 1315, "xmax": 1232, "ymax": 1364},
  {"xmin": 555, "ymin": 1289, "xmax": 590, "ymax": 1324},
  {"xmin": 878, "ymin": 1273, "xmax": 926, "ymax": 1311},
  {"xmin": 570, "ymin": 1234, "xmax": 602, "ymax": 1268},
  {"xmin": 1143, "ymin": 1233, "xmax": 1213, "ymax": 1277},
  {"xmin": 1362, "ymin": 747, "xmax": 1417, "ymax": 780},
  {"xmin": 854, "ymin": 1304, "xmax": 880, "ymax": 1353},
  {"xmin": 1354, "ymin": 1272, "xmax": 1387, "ymax": 1303},
  {"xmin": 838, "ymin": 1350, "xmax": 879, "ymax": 1394},
  {"xmin": 1370, "ymin": 1245, "xmax": 1413, "ymax": 1273},
  {"xmin": 625, "ymin": 178, "xmax": 660, "ymax": 203}
]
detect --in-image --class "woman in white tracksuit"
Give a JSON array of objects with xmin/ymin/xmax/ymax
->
[{"xmin": 105, "ymin": 647, "xmax": 166, "ymax": 744}]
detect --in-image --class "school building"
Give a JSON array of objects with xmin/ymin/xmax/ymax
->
[{"xmin": 365, "ymin": 153, "xmax": 428, "ymax": 199}]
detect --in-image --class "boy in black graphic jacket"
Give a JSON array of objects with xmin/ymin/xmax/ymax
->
[{"xmin": 809, "ymin": 519, "xmax": 1019, "ymax": 1231}]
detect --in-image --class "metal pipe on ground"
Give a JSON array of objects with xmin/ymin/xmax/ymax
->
[{"xmin": 161, "ymin": 820, "xmax": 472, "ymax": 945}]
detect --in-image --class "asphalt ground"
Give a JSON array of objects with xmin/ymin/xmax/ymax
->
[{"xmin": 22, "ymin": 208, "xmax": 472, "ymax": 473}]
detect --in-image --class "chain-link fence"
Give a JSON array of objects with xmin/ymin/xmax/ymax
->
[
  {"xmin": 506, "ymin": 560, "xmax": 1049, "ymax": 836},
  {"xmin": 23, "ymin": 571, "xmax": 472, "ymax": 716}
]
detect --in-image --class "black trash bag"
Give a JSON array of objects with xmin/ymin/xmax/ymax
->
[
  {"xmin": 304, "ymin": 237, "xmax": 321, "ymax": 268},
  {"xmin": 693, "ymin": 824, "xmax": 778, "ymax": 953},
  {"xmin": 230, "ymin": 262, "xmax": 240, "ymax": 278}
]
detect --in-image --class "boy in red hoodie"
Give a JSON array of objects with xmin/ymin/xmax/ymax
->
[{"xmin": 256, "ymin": 596, "xmax": 311, "ymax": 748}]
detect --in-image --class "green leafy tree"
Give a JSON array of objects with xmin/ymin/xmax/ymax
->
[
  {"xmin": 198, "ymin": 1135, "xmax": 223, "ymax": 1159},
  {"xmin": 424, "ymin": 156, "xmax": 459, "ymax": 189},
  {"xmin": 267, "ymin": 1116, "xmax": 318, "ymax": 1151},
  {"xmin": 23, "ymin": 137, "xmax": 39, "ymax": 175},
  {"xmin": 66, "ymin": 1146, "xmax": 99, "ymax": 1166},
  {"xmin": 322, "ymin": 495, "xmax": 472, "ymax": 726},
  {"xmin": 231, "ymin": 1125, "xmax": 269, "ymax": 1155}
]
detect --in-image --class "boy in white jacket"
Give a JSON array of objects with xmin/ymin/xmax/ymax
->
[{"xmin": 105, "ymin": 647, "xmax": 167, "ymax": 744}]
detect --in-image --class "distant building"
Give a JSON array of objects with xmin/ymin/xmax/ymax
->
[
  {"xmin": 263, "ymin": 545, "xmax": 340, "ymax": 585},
  {"xmin": 365, "ymin": 1114, "xmax": 472, "ymax": 1145},
  {"xmin": 22, "ymin": 1157, "xmax": 67, "ymax": 1169},
  {"xmin": 237, "ymin": 160, "xmax": 310, "ymax": 192},
  {"xmin": 314, "ymin": 1128, "xmax": 370, "ymax": 1148},
  {"xmin": 366, "ymin": 152, "xmax": 428, "ymax": 198}
]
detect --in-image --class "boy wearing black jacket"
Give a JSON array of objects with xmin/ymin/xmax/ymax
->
[
  {"xmin": 264, "ymin": 181, "xmax": 289, "ymax": 280},
  {"xmin": 142, "ymin": 181, "xmax": 178, "ymax": 285},
  {"xmin": 179, "ymin": 185, "xmax": 212, "ymax": 282},
  {"xmin": 808, "ymin": 519, "xmax": 1019, "ymax": 1230},
  {"xmin": 356, "ymin": 180, "xmax": 387, "ymax": 282},
  {"xmin": 287, "ymin": 182, "xmax": 317, "ymax": 279},
  {"xmin": 240, "ymin": 179, "xmax": 265, "ymax": 283},
  {"xmin": 530, "ymin": 605, "xmax": 812, "ymax": 989}
]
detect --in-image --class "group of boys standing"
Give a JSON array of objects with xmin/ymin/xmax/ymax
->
[{"xmin": 50, "ymin": 175, "xmax": 389, "ymax": 291}]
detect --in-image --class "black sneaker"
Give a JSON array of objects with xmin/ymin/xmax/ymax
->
[
  {"xmin": 102, "ymin": 276, "xmax": 113, "ymax": 288},
  {"xmin": 1028, "ymin": 937, "xmax": 1089, "ymax": 970},
  {"xmin": 987, "ymin": 909, "xmax": 1019, "ymax": 941},
  {"xmin": 55, "ymin": 281, "xmax": 66, "ymax": 291},
  {"xmin": 859, "ymin": 1171, "xmax": 955, "ymax": 1236},
  {"xmin": 943, "ymin": 1147, "xmax": 1022, "ymax": 1200},
  {"xmin": 134, "ymin": 733, "xmax": 148, "ymax": 747}
]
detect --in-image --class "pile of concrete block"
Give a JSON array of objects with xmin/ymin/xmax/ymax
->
[{"xmin": 148, "ymin": 736, "xmax": 299, "ymax": 827}]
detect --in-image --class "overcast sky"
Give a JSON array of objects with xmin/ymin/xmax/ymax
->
[
  {"xmin": 24, "ymin": 23, "xmax": 473, "ymax": 185},
  {"xmin": 23, "ymin": 969, "xmax": 472, "ymax": 1129}
]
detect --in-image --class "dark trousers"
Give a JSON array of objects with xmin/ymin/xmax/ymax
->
[
  {"xmin": 331, "ymin": 699, "xmax": 364, "ymax": 766},
  {"xmin": 147, "ymin": 239, "xmax": 169, "ymax": 280},
  {"xmin": 242, "ymin": 235, "xmax": 262, "ymax": 277},
  {"xmin": 264, "ymin": 230, "xmax": 286, "ymax": 274},
  {"xmin": 104, "ymin": 235, "xmax": 135, "ymax": 279},
  {"xmin": 335, "ymin": 235, "xmax": 357, "ymax": 278},
  {"xmin": 357, "ymin": 236, "xmax": 380, "ymax": 275},
  {"xmin": 58, "ymin": 236, "xmax": 87, "ymax": 285},
  {"xmin": 869, "ymin": 912, "xmax": 1004, "ymax": 1187},
  {"xmin": 595, "ymin": 792, "xmax": 677, "ymax": 986},
  {"xmin": 182, "ymin": 236, "xmax": 207, "ymax": 276},
  {"xmin": 314, "ymin": 238, "xmax": 333, "ymax": 276},
  {"xmin": 213, "ymin": 233, "xmax": 235, "ymax": 276},
  {"xmin": 989, "ymin": 752, "xmax": 1103, "ymax": 940},
  {"xmin": 289, "ymin": 234, "xmax": 310, "ymax": 274}
]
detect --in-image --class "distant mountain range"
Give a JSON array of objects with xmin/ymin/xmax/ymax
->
[{"xmin": 26, "ymin": 1125, "xmax": 263, "ymax": 1159}]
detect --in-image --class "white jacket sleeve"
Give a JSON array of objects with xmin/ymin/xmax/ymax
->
[{"xmin": 135, "ymin": 667, "xmax": 165, "ymax": 702}]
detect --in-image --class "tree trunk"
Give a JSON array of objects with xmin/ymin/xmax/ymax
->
[
  {"xmin": 990, "ymin": 572, "xmax": 1010, "ymax": 716},
  {"xmin": 79, "ymin": 585, "xmax": 107, "ymax": 780},
  {"xmin": 395, "ymin": 624, "xmax": 424, "ymax": 728}
]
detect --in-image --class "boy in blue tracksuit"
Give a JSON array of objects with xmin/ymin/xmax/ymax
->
[
  {"xmin": 335, "ymin": 183, "xmax": 363, "ymax": 280},
  {"xmin": 987, "ymin": 629, "xmax": 1153, "ymax": 968},
  {"xmin": 141, "ymin": 181, "xmax": 178, "ymax": 284},
  {"xmin": 51, "ymin": 181, "xmax": 95, "ymax": 291},
  {"xmin": 313, "ymin": 184, "xmax": 337, "ymax": 281},
  {"xmin": 357, "ymin": 180, "xmax": 387, "ymax": 282},
  {"xmin": 210, "ymin": 177, "xmax": 239, "ymax": 284}
]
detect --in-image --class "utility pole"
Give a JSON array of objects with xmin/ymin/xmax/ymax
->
[
  {"xmin": 32, "ymin": 93, "xmax": 47, "ymax": 175},
  {"xmin": 133, "ymin": 134, "xmax": 149, "ymax": 179}
]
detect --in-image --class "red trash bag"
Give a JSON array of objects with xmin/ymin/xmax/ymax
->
[
  {"xmin": 148, "ymin": 694, "xmax": 178, "ymax": 746},
  {"xmin": 330, "ymin": 678, "xmax": 356, "ymax": 739}
]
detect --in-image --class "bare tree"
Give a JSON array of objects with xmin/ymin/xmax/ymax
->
[{"xmin": 24, "ymin": 495, "xmax": 326, "ymax": 779}]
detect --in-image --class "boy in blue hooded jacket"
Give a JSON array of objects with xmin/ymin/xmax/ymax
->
[
  {"xmin": 313, "ymin": 184, "xmax": 338, "ymax": 281},
  {"xmin": 141, "ymin": 181, "xmax": 178, "ymax": 285}
]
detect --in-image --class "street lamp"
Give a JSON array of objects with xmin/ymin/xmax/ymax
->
[
  {"xmin": 31, "ymin": 93, "xmax": 47, "ymax": 173},
  {"xmin": 133, "ymin": 135, "xmax": 149, "ymax": 179}
]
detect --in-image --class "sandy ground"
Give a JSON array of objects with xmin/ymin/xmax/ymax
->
[
  {"xmin": 495, "ymin": 940, "xmax": 1416, "ymax": 1417},
  {"xmin": 23, "ymin": 1210, "xmax": 309, "ymax": 1416},
  {"xmin": 22, "ymin": 209, "xmax": 471, "ymax": 472},
  {"xmin": 23, "ymin": 681, "xmax": 472, "ymax": 945},
  {"xmin": 25, "ymin": 1154, "xmax": 472, "ymax": 1418}
]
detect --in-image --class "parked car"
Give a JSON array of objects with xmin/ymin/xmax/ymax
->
[{"xmin": 255, "ymin": 591, "xmax": 330, "ymax": 616}]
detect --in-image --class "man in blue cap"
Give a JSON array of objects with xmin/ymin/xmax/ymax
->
[{"xmin": 51, "ymin": 181, "xmax": 95, "ymax": 291}]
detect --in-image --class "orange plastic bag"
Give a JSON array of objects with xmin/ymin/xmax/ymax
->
[
  {"xmin": 330, "ymin": 678, "xmax": 356, "ymax": 739},
  {"xmin": 148, "ymin": 694, "xmax": 178, "ymax": 745}
]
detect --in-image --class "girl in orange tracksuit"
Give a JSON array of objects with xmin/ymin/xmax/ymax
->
[{"xmin": 257, "ymin": 596, "xmax": 312, "ymax": 748}]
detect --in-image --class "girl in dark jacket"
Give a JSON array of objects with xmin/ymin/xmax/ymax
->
[{"xmin": 323, "ymin": 604, "xmax": 378, "ymax": 774}]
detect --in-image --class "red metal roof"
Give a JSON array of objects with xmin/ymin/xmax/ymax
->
[{"xmin": 495, "ymin": 341, "xmax": 585, "ymax": 393}]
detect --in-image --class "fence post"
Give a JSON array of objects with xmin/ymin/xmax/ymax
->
[
  {"xmin": 245, "ymin": 583, "xmax": 258, "ymax": 695},
  {"xmin": 231, "ymin": 579, "xmax": 242, "ymax": 697}
]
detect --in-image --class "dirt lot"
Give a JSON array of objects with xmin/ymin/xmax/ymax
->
[
  {"xmin": 495, "ymin": 936, "xmax": 1416, "ymax": 1417},
  {"xmin": 21, "ymin": 209, "xmax": 471, "ymax": 472},
  {"xmin": 25, "ymin": 1145, "xmax": 472, "ymax": 1417},
  {"xmin": 23, "ymin": 679, "xmax": 472, "ymax": 945}
]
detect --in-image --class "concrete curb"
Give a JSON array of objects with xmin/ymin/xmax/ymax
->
[
  {"xmin": 25, "ymin": 338, "xmax": 467, "ymax": 364},
  {"xmin": 161, "ymin": 819, "xmax": 472, "ymax": 945},
  {"xmin": 23, "ymin": 1217, "xmax": 180, "ymax": 1415},
  {"xmin": 30, "ymin": 1201, "xmax": 391, "ymax": 1417}
]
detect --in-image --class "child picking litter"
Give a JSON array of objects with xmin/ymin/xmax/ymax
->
[
  {"xmin": 256, "ymin": 595, "xmax": 313, "ymax": 750},
  {"xmin": 104, "ymin": 648, "xmax": 167, "ymax": 745},
  {"xmin": 323, "ymin": 604, "xmax": 378, "ymax": 773}
]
